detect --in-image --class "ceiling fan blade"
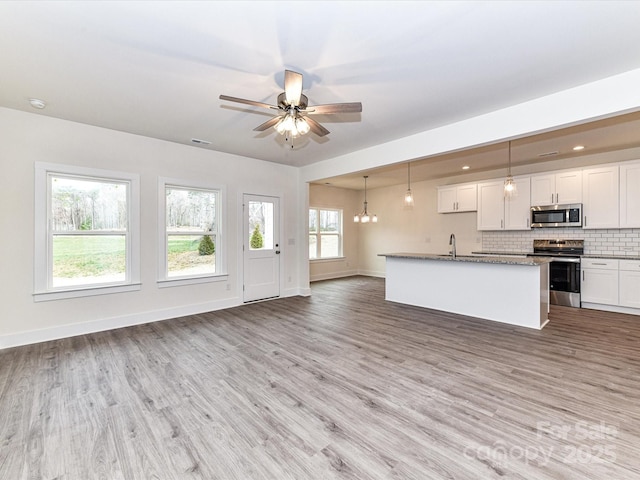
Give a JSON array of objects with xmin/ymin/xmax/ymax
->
[
  {"xmin": 305, "ymin": 116, "xmax": 330, "ymax": 137},
  {"xmin": 253, "ymin": 116, "xmax": 282, "ymax": 132},
  {"xmin": 284, "ymin": 70, "xmax": 303, "ymax": 107},
  {"xmin": 219, "ymin": 95, "xmax": 277, "ymax": 110},
  {"xmin": 306, "ymin": 102, "xmax": 362, "ymax": 115}
]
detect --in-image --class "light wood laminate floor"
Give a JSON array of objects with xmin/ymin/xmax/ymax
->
[{"xmin": 1, "ymin": 276, "xmax": 640, "ymax": 479}]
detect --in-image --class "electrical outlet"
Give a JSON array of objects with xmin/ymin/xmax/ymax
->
[
  {"xmin": 425, "ymin": 236, "xmax": 431, "ymax": 243},
  {"xmin": 226, "ymin": 284, "xmax": 231, "ymax": 291},
  {"xmin": 288, "ymin": 276, "xmax": 292, "ymax": 282}
]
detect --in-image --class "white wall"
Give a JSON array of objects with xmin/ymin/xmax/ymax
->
[
  {"xmin": 308, "ymin": 184, "xmax": 360, "ymax": 281},
  {"xmin": 357, "ymin": 180, "xmax": 482, "ymax": 277},
  {"xmin": 0, "ymin": 107, "xmax": 306, "ymax": 348}
]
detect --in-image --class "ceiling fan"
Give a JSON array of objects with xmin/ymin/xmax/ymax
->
[{"xmin": 219, "ymin": 70, "xmax": 362, "ymax": 143}]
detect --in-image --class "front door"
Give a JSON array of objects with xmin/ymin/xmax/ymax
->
[{"xmin": 243, "ymin": 194, "xmax": 280, "ymax": 302}]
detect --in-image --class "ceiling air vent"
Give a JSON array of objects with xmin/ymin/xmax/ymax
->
[
  {"xmin": 191, "ymin": 138, "xmax": 211, "ymax": 145},
  {"xmin": 538, "ymin": 150, "xmax": 559, "ymax": 158}
]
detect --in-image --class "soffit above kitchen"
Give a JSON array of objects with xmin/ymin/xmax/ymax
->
[
  {"xmin": 316, "ymin": 110, "xmax": 640, "ymax": 190},
  {"xmin": 1, "ymin": 1, "xmax": 640, "ymax": 168}
]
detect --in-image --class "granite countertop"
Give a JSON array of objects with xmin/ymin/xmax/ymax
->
[
  {"xmin": 474, "ymin": 251, "xmax": 640, "ymax": 261},
  {"xmin": 581, "ymin": 254, "xmax": 640, "ymax": 261},
  {"xmin": 471, "ymin": 250, "xmax": 531, "ymax": 256},
  {"xmin": 379, "ymin": 252, "xmax": 550, "ymax": 266}
]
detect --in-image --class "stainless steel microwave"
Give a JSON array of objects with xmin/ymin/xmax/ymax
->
[{"xmin": 531, "ymin": 204, "xmax": 582, "ymax": 228}]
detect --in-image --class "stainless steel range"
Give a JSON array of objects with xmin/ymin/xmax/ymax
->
[{"xmin": 528, "ymin": 239, "xmax": 584, "ymax": 307}]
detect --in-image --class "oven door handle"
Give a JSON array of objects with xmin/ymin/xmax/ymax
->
[{"xmin": 547, "ymin": 257, "xmax": 581, "ymax": 263}]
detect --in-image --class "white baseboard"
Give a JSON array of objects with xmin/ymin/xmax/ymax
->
[
  {"xmin": 581, "ymin": 302, "xmax": 640, "ymax": 316},
  {"xmin": 310, "ymin": 270, "xmax": 359, "ymax": 282},
  {"xmin": 357, "ymin": 269, "xmax": 386, "ymax": 278},
  {"xmin": 282, "ymin": 286, "xmax": 311, "ymax": 297},
  {"xmin": 0, "ymin": 296, "xmax": 242, "ymax": 350}
]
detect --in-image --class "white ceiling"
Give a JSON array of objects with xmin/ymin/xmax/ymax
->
[{"xmin": 2, "ymin": 1, "xmax": 640, "ymax": 179}]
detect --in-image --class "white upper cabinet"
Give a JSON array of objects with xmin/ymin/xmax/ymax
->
[
  {"xmin": 477, "ymin": 177, "xmax": 531, "ymax": 231},
  {"xmin": 582, "ymin": 165, "xmax": 619, "ymax": 229},
  {"xmin": 505, "ymin": 177, "xmax": 531, "ymax": 230},
  {"xmin": 620, "ymin": 161, "xmax": 640, "ymax": 228},
  {"xmin": 530, "ymin": 170, "xmax": 582, "ymax": 205},
  {"xmin": 476, "ymin": 180, "xmax": 504, "ymax": 230},
  {"xmin": 437, "ymin": 183, "xmax": 477, "ymax": 213}
]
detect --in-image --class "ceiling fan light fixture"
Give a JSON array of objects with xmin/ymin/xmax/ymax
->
[
  {"xmin": 275, "ymin": 118, "xmax": 287, "ymax": 134},
  {"xmin": 282, "ymin": 114, "xmax": 296, "ymax": 132},
  {"xmin": 296, "ymin": 116, "xmax": 310, "ymax": 135},
  {"xmin": 219, "ymin": 69, "xmax": 362, "ymax": 143}
]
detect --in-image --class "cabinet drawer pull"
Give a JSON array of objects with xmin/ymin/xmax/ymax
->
[{"xmin": 592, "ymin": 263, "xmax": 608, "ymax": 265}]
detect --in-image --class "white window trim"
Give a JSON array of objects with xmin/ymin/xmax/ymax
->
[
  {"xmin": 157, "ymin": 177, "xmax": 227, "ymax": 288},
  {"xmin": 309, "ymin": 207, "xmax": 343, "ymax": 260},
  {"xmin": 34, "ymin": 162, "xmax": 140, "ymax": 302}
]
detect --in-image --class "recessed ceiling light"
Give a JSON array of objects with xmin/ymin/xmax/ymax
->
[
  {"xmin": 462, "ymin": 165, "xmax": 470, "ymax": 170},
  {"xmin": 29, "ymin": 98, "xmax": 46, "ymax": 109},
  {"xmin": 573, "ymin": 145, "xmax": 585, "ymax": 151}
]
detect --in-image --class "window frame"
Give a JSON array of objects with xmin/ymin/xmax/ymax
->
[
  {"xmin": 309, "ymin": 207, "xmax": 343, "ymax": 260},
  {"xmin": 157, "ymin": 177, "xmax": 227, "ymax": 287},
  {"xmin": 34, "ymin": 162, "xmax": 140, "ymax": 302}
]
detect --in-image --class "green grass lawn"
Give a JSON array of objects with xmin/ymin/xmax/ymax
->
[{"xmin": 53, "ymin": 235, "xmax": 214, "ymax": 278}]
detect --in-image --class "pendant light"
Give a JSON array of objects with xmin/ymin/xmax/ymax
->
[
  {"xmin": 403, "ymin": 162, "xmax": 414, "ymax": 208},
  {"xmin": 504, "ymin": 141, "xmax": 517, "ymax": 197},
  {"xmin": 354, "ymin": 175, "xmax": 377, "ymax": 223}
]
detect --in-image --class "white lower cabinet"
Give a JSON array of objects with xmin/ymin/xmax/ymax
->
[
  {"xmin": 619, "ymin": 261, "xmax": 640, "ymax": 309},
  {"xmin": 581, "ymin": 259, "xmax": 619, "ymax": 305}
]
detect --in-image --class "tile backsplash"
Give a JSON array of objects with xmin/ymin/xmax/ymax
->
[{"xmin": 482, "ymin": 228, "xmax": 640, "ymax": 256}]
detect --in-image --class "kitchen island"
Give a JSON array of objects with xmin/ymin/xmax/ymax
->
[{"xmin": 379, "ymin": 253, "xmax": 551, "ymax": 329}]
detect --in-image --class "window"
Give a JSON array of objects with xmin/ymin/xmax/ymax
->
[
  {"xmin": 309, "ymin": 207, "xmax": 342, "ymax": 259},
  {"xmin": 34, "ymin": 163, "xmax": 140, "ymax": 301},
  {"xmin": 159, "ymin": 179, "xmax": 226, "ymax": 286}
]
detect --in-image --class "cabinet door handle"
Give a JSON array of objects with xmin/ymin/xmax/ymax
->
[
  {"xmin": 501, "ymin": 219, "xmax": 503, "ymax": 229},
  {"xmin": 583, "ymin": 271, "xmax": 585, "ymax": 282},
  {"xmin": 453, "ymin": 202, "xmax": 456, "ymax": 210},
  {"xmin": 584, "ymin": 216, "xmax": 587, "ymax": 227},
  {"xmin": 551, "ymin": 194, "xmax": 554, "ymax": 203},
  {"xmin": 527, "ymin": 218, "xmax": 530, "ymax": 228}
]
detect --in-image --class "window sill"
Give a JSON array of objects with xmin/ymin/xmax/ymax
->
[
  {"xmin": 33, "ymin": 283, "xmax": 142, "ymax": 302},
  {"xmin": 310, "ymin": 256, "xmax": 346, "ymax": 263},
  {"xmin": 157, "ymin": 274, "xmax": 228, "ymax": 288}
]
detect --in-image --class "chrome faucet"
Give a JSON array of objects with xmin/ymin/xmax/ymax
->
[{"xmin": 449, "ymin": 233, "xmax": 456, "ymax": 258}]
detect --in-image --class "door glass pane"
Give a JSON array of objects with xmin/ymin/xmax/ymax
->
[
  {"xmin": 52, "ymin": 234, "xmax": 126, "ymax": 287},
  {"xmin": 167, "ymin": 234, "xmax": 216, "ymax": 277},
  {"xmin": 249, "ymin": 201, "xmax": 274, "ymax": 250},
  {"xmin": 321, "ymin": 235, "xmax": 340, "ymax": 257}
]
